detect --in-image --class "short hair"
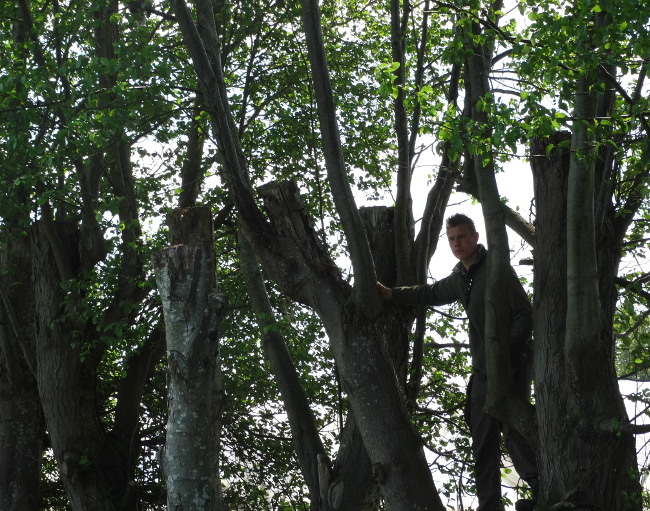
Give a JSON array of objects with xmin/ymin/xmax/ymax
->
[{"xmin": 446, "ymin": 213, "xmax": 476, "ymax": 234}]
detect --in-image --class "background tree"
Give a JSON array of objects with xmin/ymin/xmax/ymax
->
[
  {"xmin": 0, "ymin": 0, "xmax": 192, "ymax": 508},
  {"xmin": 154, "ymin": 207, "xmax": 226, "ymax": 510},
  {"xmin": 517, "ymin": 0, "xmax": 649, "ymax": 506}
]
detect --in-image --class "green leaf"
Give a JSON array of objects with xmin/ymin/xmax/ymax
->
[{"xmin": 545, "ymin": 143, "xmax": 556, "ymax": 156}]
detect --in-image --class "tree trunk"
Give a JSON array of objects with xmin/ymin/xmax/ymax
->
[
  {"xmin": 327, "ymin": 414, "xmax": 377, "ymax": 510},
  {"xmin": 0, "ymin": 233, "xmax": 44, "ymax": 511},
  {"xmin": 463, "ymin": 4, "xmax": 535, "ymax": 438},
  {"xmin": 567, "ymin": 78, "xmax": 640, "ymax": 510},
  {"xmin": 153, "ymin": 207, "xmax": 225, "ymax": 511},
  {"xmin": 321, "ymin": 308, "xmax": 443, "ymax": 511},
  {"xmin": 360, "ymin": 206, "xmax": 410, "ymax": 388},
  {"xmin": 31, "ymin": 221, "xmax": 116, "ymax": 511},
  {"xmin": 0, "ymin": 378, "xmax": 43, "ymax": 511},
  {"xmin": 256, "ymin": 182, "xmax": 444, "ymax": 511},
  {"xmin": 531, "ymin": 133, "xmax": 571, "ymax": 508},
  {"xmin": 532, "ymin": 132, "xmax": 642, "ymax": 510}
]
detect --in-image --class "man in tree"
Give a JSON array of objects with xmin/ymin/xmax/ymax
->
[{"xmin": 376, "ymin": 213, "xmax": 538, "ymax": 511}]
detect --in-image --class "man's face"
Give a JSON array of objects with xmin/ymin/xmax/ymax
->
[{"xmin": 446, "ymin": 223, "xmax": 479, "ymax": 266}]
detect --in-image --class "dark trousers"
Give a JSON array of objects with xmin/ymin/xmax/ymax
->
[{"xmin": 468, "ymin": 375, "xmax": 538, "ymax": 511}]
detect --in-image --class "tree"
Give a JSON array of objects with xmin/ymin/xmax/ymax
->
[
  {"xmin": 171, "ymin": 0, "xmax": 474, "ymax": 507},
  {"xmin": 514, "ymin": 1, "xmax": 648, "ymax": 507},
  {"xmin": 0, "ymin": 0, "xmax": 189, "ymax": 508},
  {"xmin": 154, "ymin": 207, "xmax": 226, "ymax": 510},
  {"xmin": 0, "ymin": 231, "xmax": 43, "ymax": 511}
]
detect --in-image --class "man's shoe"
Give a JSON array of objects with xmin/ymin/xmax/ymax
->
[{"xmin": 514, "ymin": 498, "xmax": 536, "ymax": 511}]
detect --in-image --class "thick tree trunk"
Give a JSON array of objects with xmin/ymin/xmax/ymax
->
[
  {"xmin": 321, "ymin": 309, "xmax": 443, "ymax": 511},
  {"xmin": 29, "ymin": 217, "xmax": 161, "ymax": 511},
  {"xmin": 531, "ymin": 133, "xmax": 572, "ymax": 508},
  {"xmin": 360, "ymin": 206, "xmax": 410, "ymax": 387},
  {"xmin": 566, "ymin": 79, "xmax": 640, "ymax": 510},
  {"xmin": 153, "ymin": 207, "xmax": 225, "ymax": 511},
  {"xmin": 532, "ymin": 133, "xmax": 642, "ymax": 510},
  {"xmin": 326, "ymin": 414, "xmax": 376, "ymax": 511},
  {"xmin": 256, "ymin": 182, "xmax": 444, "ymax": 511},
  {"xmin": 0, "ymin": 233, "xmax": 44, "ymax": 511},
  {"xmin": 31, "ymin": 221, "xmax": 116, "ymax": 511},
  {"xmin": 0, "ymin": 378, "xmax": 42, "ymax": 511}
]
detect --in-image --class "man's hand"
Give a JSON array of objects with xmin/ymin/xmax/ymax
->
[{"xmin": 375, "ymin": 281, "xmax": 392, "ymax": 300}]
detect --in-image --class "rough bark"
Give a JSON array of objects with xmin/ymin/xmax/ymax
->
[
  {"xmin": 531, "ymin": 133, "xmax": 572, "ymax": 508},
  {"xmin": 566, "ymin": 78, "xmax": 602, "ymax": 401},
  {"xmin": 153, "ymin": 207, "xmax": 225, "ymax": 511},
  {"xmin": 360, "ymin": 207, "xmax": 409, "ymax": 387},
  {"xmin": 0, "ymin": 374, "xmax": 43, "ymax": 511},
  {"xmin": 32, "ymin": 160, "xmax": 152, "ymax": 510},
  {"xmin": 28, "ymin": 216, "xmax": 163, "ymax": 511},
  {"xmin": 32, "ymin": 221, "xmax": 115, "ymax": 511},
  {"xmin": 0, "ymin": 233, "xmax": 44, "ymax": 511},
  {"xmin": 327, "ymin": 414, "xmax": 376, "ymax": 511},
  {"xmin": 324, "ymin": 311, "xmax": 442, "ymax": 511},
  {"xmin": 563, "ymin": 74, "xmax": 640, "ymax": 509},
  {"xmin": 532, "ymin": 131, "xmax": 642, "ymax": 510}
]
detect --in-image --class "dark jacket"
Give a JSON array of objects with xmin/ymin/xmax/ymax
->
[{"xmin": 391, "ymin": 245, "xmax": 532, "ymax": 374}]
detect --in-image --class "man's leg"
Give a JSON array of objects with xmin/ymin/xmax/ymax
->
[
  {"xmin": 506, "ymin": 428, "xmax": 538, "ymax": 511},
  {"xmin": 469, "ymin": 377, "xmax": 504, "ymax": 511},
  {"xmin": 505, "ymin": 427, "xmax": 538, "ymax": 487}
]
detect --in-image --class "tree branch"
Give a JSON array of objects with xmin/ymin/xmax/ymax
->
[
  {"xmin": 615, "ymin": 276, "xmax": 650, "ymax": 303},
  {"xmin": 391, "ymin": 0, "xmax": 415, "ymax": 283},
  {"xmin": 238, "ymin": 232, "xmax": 326, "ymax": 508},
  {"xmin": 300, "ymin": 0, "xmax": 380, "ymax": 317},
  {"xmin": 174, "ymin": 0, "xmax": 265, "ymax": 233}
]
